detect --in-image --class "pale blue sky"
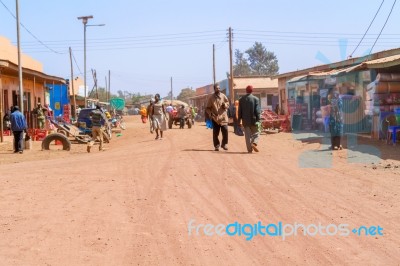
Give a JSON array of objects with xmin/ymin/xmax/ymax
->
[{"xmin": 1, "ymin": 0, "xmax": 399, "ymax": 97}]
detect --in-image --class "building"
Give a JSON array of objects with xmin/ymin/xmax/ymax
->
[
  {"xmin": 274, "ymin": 47, "xmax": 400, "ymax": 136},
  {"xmin": 231, "ymin": 76, "xmax": 278, "ymax": 110},
  {"xmin": 0, "ymin": 36, "xmax": 66, "ymax": 130}
]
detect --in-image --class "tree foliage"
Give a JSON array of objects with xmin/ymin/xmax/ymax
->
[
  {"xmin": 177, "ymin": 88, "xmax": 196, "ymax": 104},
  {"xmin": 234, "ymin": 42, "xmax": 279, "ymax": 76},
  {"xmin": 233, "ymin": 49, "xmax": 251, "ymax": 76}
]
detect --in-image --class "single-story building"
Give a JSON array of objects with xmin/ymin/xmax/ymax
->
[
  {"xmin": 0, "ymin": 36, "xmax": 66, "ymax": 135},
  {"xmin": 273, "ymin": 47, "xmax": 400, "ymax": 136}
]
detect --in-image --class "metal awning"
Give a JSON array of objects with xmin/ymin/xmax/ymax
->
[
  {"xmin": 357, "ymin": 54, "xmax": 400, "ymax": 69},
  {"xmin": 287, "ymin": 64, "xmax": 364, "ymax": 83}
]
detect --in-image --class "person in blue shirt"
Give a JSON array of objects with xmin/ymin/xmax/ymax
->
[{"xmin": 10, "ymin": 106, "xmax": 27, "ymax": 154}]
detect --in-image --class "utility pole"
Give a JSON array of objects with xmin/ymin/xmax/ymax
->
[
  {"xmin": 170, "ymin": 77, "xmax": 173, "ymax": 105},
  {"xmin": 0, "ymin": 70, "xmax": 3, "ymax": 143},
  {"xmin": 69, "ymin": 47, "xmax": 77, "ymax": 119},
  {"xmin": 229, "ymin": 27, "xmax": 234, "ymax": 103},
  {"xmin": 16, "ymin": 0, "xmax": 24, "ymax": 113},
  {"xmin": 108, "ymin": 70, "xmax": 111, "ymax": 101},
  {"xmin": 105, "ymin": 76, "xmax": 108, "ymax": 102},
  {"xmin": 213, "ymin": 44, "xmax": 216, "ymax": 86}
]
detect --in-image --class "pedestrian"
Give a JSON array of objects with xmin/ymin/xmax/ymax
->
[
  {"xmin": 166, "ymin": 104, "xmax": 173, "ymax": 114},
  {"xmin": 206, "ymin": 84, "xmax": 229, "ymax": 151},
  {"xmin": 150, "ymin": 93, "xmax": 168, "ymax": 140},
  {"xmin": 87, "ymin": 104, "xmax": 107, "ymax": 153},
  {"xmin": 179, "ymin": 105, "xmax": 186, "ymax": 129},
  {"xmin": 189, "ymin": 106, "xmax": 196, "ymax": 125},
  {"xmin": 147, "ymin": 98, "xmax": 155, "ymax": 133},
  {"xmin": 231, "ymin": 100, "xmax": 243, "ymax": 136},
  {"xmin": 238, "ymin": 85, "xmax": 261, "ymax": 153},
  {"xmin": 3, "ymin": 109, "xmax": 11, "ymax": 130},
  {"xmin": 140, "ymin": 105, "xmax": 148, "ymax": 123},
  {"xmin": 328, "ymin": 88, "xmax": 343, "ymax": 150},
  {"xmin": 34, "ymin": 102, "xmax": 46, "ymax": 129},
  {"xmin": 9, "ymin": 106, "xmax": 27, "ymax": 154}
]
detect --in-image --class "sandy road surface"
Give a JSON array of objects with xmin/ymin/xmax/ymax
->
[{"xmin": 0, "ymin": 116, "xmax": 399, "ymax": 265}]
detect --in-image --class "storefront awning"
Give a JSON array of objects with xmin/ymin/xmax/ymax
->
[
  {"xmin": 355, "ymin": 54, "xmax": 400, "ymax": 69},
  {"xmin": 287, "ymin": 64, "xmax": 364, "ymax": 83}
]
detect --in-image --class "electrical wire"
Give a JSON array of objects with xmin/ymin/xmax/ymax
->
[
  {"xmin": 0, "ymin": 0, "xmax": 65, "ymax": 54},
  {"xmin": 369, "ymin": 0, "xmax": 397, "ymax": 55},
  {"xmin": 70, "ymin": 49, "xmax": 83, "ymax": 75},
  {"xmin": 350, "ymin": 0, "xmax": 385, "ymax": 57}
]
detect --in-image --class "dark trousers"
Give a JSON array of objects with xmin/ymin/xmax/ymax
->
[
  {"xmin": 13, "ymin": 131, "xmax": 24, "ymax": 152},
  {"xmin": 331, "ymin": 136, "xmax": 341, "ymax": 148},
  {"xmin": 212, "ymin": 120, "xmax": 228, "ymax": 148}
]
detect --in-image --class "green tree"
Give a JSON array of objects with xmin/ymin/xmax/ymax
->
[
  {"xmin": 177, "ymin": 87, "xmax": 195, "ymax": 104},
  {"xmin": 233, "ymin": 42, "xmax": 279, "ymax": 76},
  {"xmin": 245, "ymin": 42, "xmax": 279, "ymax": 76},
  {"xmin": 233, "ymin": 49, "xmax": 251, "ymax": 76}
]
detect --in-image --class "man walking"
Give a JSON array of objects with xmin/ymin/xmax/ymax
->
[
  {"xmin": 10, "ymin": 106, "xmax": 27, "ymax": 154},
  {"xmin": 206, "ymin": 84, "xmax": 229, "ymax": 151},
  {"xmin": 87, "ymin": 105, "xmax": 107, "ymax": 153},
  {"xmin": 238, "ymin": 85, "xmax": 261, "ymax": 153}
]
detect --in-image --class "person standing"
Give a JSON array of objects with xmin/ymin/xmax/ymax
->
[
  {"xmin": 328, "ymin": 89, "xmax": 343, "ymax": 150},
  {"xmin": 238, "ymin": 85, "xmax": 261, "ymax": 153},
  {"xmin": 147, "ymin": 98, "xmax": 155, "ymax": 133},
  {"xmin": 150, "ymin": 93, "xmax": 168, "ymax": 140},
  {"xmin": 178, "ymin": 105, "xmax": 186, "ymax": 129},
  {"xmin": 87, "ymin": 105, "xmax": 107, "ymax": 153},
  {"xmin": 34, "ymin": 102, "xmax": 46, "ymax": 129},
  {"xmin": 230, "ymin": 100, "xmax": 243, "ymax": 135},
  {"xmin": 10, "ymin": 106, "xmax": 27, "ymax": 154},
  {"xmin": 206, "ymin": 84, "xmax": 230, "ymax": 151}
]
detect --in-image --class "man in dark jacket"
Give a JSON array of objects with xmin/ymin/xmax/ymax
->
[
  {"xmin": 10, "ymin": 106, "xmax": 27, "ymax": 154},
  {"xmin": 238, "ymin": 85, "xmax": 261, "ymax": 153}
]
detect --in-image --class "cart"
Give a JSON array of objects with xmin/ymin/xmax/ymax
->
[
  {"xmin": 260, "ymin": 110, "xmax": 284, "ymax": 132},
  {"xmin": 48, "ymin": 118, "xmax": 93, "ymax": 144}
]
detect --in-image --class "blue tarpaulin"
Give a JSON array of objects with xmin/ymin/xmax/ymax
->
[{"xmin": 46, "ymin": 84, "xmax": 70, "ymax": 117}]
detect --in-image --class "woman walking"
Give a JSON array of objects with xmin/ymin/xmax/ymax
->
[
  {"xmin": 328, "ymin": 89, "xmax": 343, "ymax": 150},
  {"xmin": 150, "ymin": 94, "xmax": 168, "ymax": 140}
]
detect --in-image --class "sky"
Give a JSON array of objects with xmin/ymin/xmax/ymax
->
[{"xmin": 1, "ymin": 0, "xmax": 399, "ymax": 98}]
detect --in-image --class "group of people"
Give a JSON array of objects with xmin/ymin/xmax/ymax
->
[{"xmin": 205, "ymin": 84, "xmax": 261, "ymax": 153}]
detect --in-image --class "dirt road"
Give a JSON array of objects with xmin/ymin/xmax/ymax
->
[{"xmin": 0, "ymin": 116, "xmax": 399, "ymax": 265}]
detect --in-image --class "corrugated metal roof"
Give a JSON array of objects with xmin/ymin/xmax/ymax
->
[{"xmin": 360, "ymin": 54, "xmax": 400, "ymax": 69}]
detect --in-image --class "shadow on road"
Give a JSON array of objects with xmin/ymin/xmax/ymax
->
[{"xmin": 183, "ymin": 149, "xmax": 249, "ymax": 154}]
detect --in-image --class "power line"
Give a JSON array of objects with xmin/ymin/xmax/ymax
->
[
  {"xmin": 369, "ymin": 0, "xmax": 397, "ymax": 55},
  {"xmin": 0, "ymin": 0, "xmax": 65, "ymax": 54},
  {"xmin": 350, "ymin": 0, "xmax": 385, "ymax": 57},
  {"xmin": 70, "ymin": 49, "xmax": 83, "ymax": 75}
]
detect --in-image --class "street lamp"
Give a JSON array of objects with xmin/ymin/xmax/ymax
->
[{"xmin": 77, "ymin": 15, "xmax": 105, "ymax": 107}]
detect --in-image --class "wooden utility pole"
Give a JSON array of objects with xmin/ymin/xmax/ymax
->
[
  {"xmin": 213, "ymin": 44, "xmax": 216, "ymax": 86},
  {"xmin": 105, "ymin": 76, "xmax": 108, "ymax": 102},
  {"xmin": 0, "ymin": 70, "xmax": 3, "ymax": 143},
  {"xmin": 229, "ymin": 27, "xmax": 234, "ymax": 102},
  {"xmin": 170, "ymin": 77, "xmax": 173, "ymax": 105},
  {"xmin": 108, "ymin": 70, "xmax": 111, "ymax": 101},
  {"xmin": 69, "ymin": 47, "xmax": 77, "ymax": 119}
]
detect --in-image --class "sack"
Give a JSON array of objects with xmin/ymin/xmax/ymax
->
[
  {"xmin": 25, "ymin": 139, "xmax": 32, "ymax": 150},
  {"xmin": 25, "ymin": 134, "xmax": 31, "ymax": 141}
]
